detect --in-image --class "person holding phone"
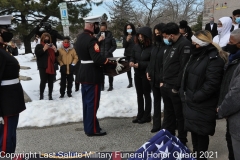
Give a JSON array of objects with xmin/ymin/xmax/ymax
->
[
  {"xmin": 96, "ymin": 22, "xmax": 117, "ymax": 91},
  {"xmin": 35, "ymin": 33, "xmax": 59, "ymax": 100}
]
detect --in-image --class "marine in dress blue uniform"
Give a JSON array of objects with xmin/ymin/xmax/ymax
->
[
  {"xmin": 0, "ymin": 15, "xmax": 26, "ymax": 154},
  {"xmin": 75, "ymin": 15, "xmax": 119, "ymax": 136}
]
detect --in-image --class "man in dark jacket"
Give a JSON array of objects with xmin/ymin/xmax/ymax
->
[
  {"xmin": 218, "ymin": 28, "xmax": 240, "ymax": 160},
  {"xmin": 75, "ymin": 15, "xmax": 122, "ymax": 137},
  {"xmin": 230, "ymin": 9, "xmax": 240, "ymax": 32},
  {"xmin": 205, "ymin": 17, "xmax": 218, "ymax": 38},
  {"xmin": 160, "ymin": 22, "xmax": 191, "ymax": 145}
]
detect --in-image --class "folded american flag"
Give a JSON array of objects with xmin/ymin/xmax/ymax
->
[{"xmin": 129, "ymin": 129, "xmax": 196, "ymax": 160}]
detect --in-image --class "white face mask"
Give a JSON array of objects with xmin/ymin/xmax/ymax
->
[{"xmin": 217, "ymin": 27, "xmax": 223, "ymax": 34}]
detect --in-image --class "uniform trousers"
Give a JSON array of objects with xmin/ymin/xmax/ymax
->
[
  {"xmin": 0, "ymin": 114, "xmax": 19, "ymax": 154},
  {"xmin": 81, "ymin": 84, "xmax": 101, "ymax": 134}
]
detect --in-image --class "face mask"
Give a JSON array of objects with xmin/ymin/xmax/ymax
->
[
  {"xmin": 127, "ymin": 29, "xmax": 132, "ymax": 33},
  {"xmin": 44, "ymin": 39, "xmax": 50, "ymax": 44},
  {"xmin": 1, "ymin": 31, "xmax": 13, "ymax": 43},
  {"xmin": 217, "ymin": 27, "xmax": 223, "ymax": 34},
  {"xmin": 226, "ymin": 44, "xmax": 240, "ymax": 54},
  {"xmin": 163, "ymin": 38, "xmax": 172, "ymax": 45},
  {"xmin": 63, "ymin": 43, "xmax": 70, "ymax": 48},
  {"xmin": 155, "ymin": 35, "xmax": 162, "ymax": 42},
  {"xmin": 235, "ymin": 17, "xmax": 240, "ymax": 24}
]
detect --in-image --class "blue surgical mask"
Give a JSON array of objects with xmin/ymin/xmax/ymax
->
[
  {"xmin": 127, "ymin": 29, "xmax": 132, "ymax": 33},
  {"xmin": 163, "ymin": 38, "xmax": 172, "ymax": 45},
  {"xmin": 235, "ymin": 17, "xmax": 240, "ymax": 24}
]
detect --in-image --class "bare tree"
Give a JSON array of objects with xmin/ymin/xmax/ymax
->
[{"xmin": 133, "ymin": 0, "xmax": 164, "ymax": 27}]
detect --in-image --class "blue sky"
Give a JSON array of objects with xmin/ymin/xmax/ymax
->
[{"xmin": 89, "ymin": 1, "xmax": 112, "ymax": 20}]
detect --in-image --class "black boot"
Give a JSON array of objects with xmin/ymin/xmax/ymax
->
[
  {"xmin": 107, "ymin": 85, "xmax": 113, "ymax": 91},
  {"xmin": 49, "ymin": 94, "xmax": 53, "ymax": 100},
  {"xmin": 127, "ymin": 78, "xmax": 133, "ymax": 88},
  {"xmin": 40, "ymin": 94, "xmax": 44, "ymax": 100}
]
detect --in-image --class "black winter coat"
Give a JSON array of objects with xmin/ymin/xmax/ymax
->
[
  {"xmin": 123, "ymin": 35, "xmax": 135, "ymax": 57},
  {"xmin": 146, "ymin": 44, "xmax": 166, "ymax": 87},
  {"xmin": 75, "ymin": 30, "xmax": 108, "ymax": 84},
  {"xmin": 218, "ymin": 58, "xmax": 240, "ymax": 106},
  {"xmin": 35, "ymin": 44, "xmax": 59, "ymax": 69},
  {"xmin": 130, "ymin": 44, "xmax": 152, "ymax": 77},
  {"xmin": 180, "ymin": 45, "xmax": 225, "ymax": 136},
  {"xmin": 96, "ymin": 31, "xmax": 117, "ymax": 58}
]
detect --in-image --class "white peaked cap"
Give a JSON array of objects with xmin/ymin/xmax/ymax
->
[
  {"xmin": 83, "ymin": 15, "xmax": 101, "ymax": 23},
  {"xmin": 0, "ymin": 15, "xmax": 13, "ymax": 25}
]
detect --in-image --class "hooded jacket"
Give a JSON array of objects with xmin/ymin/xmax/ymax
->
[
  {"xmin": 213, "ymin": 17, "xmax": 232, "ymax": 48},
  {"xmin": 57, "ymin": 44, "xmax": 78, "ymax": 74},
  {"xmin": 130, "ymin": 27, "xmax": 152, "ymax": 77},
  {"xmin": 96, "ymin": 31, "xmax": 117, "ymax": 58}
]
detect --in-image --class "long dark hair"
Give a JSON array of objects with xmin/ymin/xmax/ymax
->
[
  {"xmin": 153, "ymin": 23, "xmax": 165, "ymax": 46},
  {"xmin": 179, "ymin": 20, "xmax": 193, "ymax": 42},
  {"xmin": 123, "ymin": 23, "xmax": 136, "ymax": 36},
  {"xmin": 134, "ymin": 34, "xmax": 152, "ymax": 48}
]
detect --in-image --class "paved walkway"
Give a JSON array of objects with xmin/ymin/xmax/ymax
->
[{"xmin": 16, "ymin": 118, "xmax": 227, "ymax": 160}]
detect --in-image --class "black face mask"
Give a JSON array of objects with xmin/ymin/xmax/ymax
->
[
  {"xmin": 1, "ymin": 31, "xmax": 13, "ymax": 43},
  {"xmin": 226, "ymin": 44, "xmax": 240, "ymax": 54},
  {"xmin": 155, "ymin": 35, "xmax": 162, "ymax": 42},
  {"xmin": 44, "ymin": 39, "xmax": 50, "ymax": 44}
]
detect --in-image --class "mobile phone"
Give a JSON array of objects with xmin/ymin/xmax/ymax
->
[
  {"xmin": 101, "ymin": 32, "xmax": 105, "ymax": 38},
  {"xmin": 48, "ymin": 44, "xmax": 52, "ymax": 47}
]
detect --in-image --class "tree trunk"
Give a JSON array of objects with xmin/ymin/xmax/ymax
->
[{"xmin": 23, "ymin": 36, "xmax": 33, "ymax": 54}]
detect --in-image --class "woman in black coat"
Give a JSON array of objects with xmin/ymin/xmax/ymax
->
[
  {"xmin": 122, "ymin": 23, "xmax": 136, "ymax": 88},
  {"xmin": 146, "ymin": 23, "xmax": 166, "ymax": 132},
  {"xmin": 130, "ymin": 26, "xmax": 152, "ymax": 124},
  {"xmin": 35, "ymin": 33, "xmax": 59, "ymax": 100},
  {"xmin": 180, "ymin": 30, "xmax": 227, "ymax": 159},
  {"xmin": 96, "ymin": 22, "xmax": 117, "ymax": 91}
]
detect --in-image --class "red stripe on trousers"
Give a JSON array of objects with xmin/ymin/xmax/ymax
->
[
  {"xmin": 93, "ymin": 85, "xmax": 98, "ymax": 133},
  {"xmin": 2, "ymin": 116, "xmax": 8, "ymax": 156},
  {"xmin": 112, "ymin": 152, "xmax": 121, "ymax": 160}
]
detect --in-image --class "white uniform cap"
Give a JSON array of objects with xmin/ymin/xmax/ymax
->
[
  {"xmin": 83, "ymin": 15, "xmax": 101, "ymax": 23},
  {"xmin": 0, "ymin": 15, "xmax": 14, "ymax": 31}
]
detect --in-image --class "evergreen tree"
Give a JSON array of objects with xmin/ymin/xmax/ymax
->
[
  {"xmin": 191, "ymin": 12, "xmax": 203, "ymax": 32},
  {"xmin": 106, "ymin": 0, "xmax": 134, "ymax": 39},
  {"xmin": 0, "ymin": 0, "xmax": 102, "ymax": 53}
]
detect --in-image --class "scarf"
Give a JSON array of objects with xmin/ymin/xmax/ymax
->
[
  {"xmin": 228, "ymin": 50, "xmax": 240, "ymax": 64},
  {"xmin": 41, "ymin": 42, "xmax": 55, "ymax": 74}
]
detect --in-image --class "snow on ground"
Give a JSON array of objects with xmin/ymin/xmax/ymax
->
[{"xmin": 17, "ymin": 47, "xmax": 163, "ymax": 128}]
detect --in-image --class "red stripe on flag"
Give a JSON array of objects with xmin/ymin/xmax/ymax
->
[
  {"xmin": 112, "ymin": 152, "xmax": 121, "ymax": 160},
  {"xmin": 93, "ymin": 85, "xmax": 98, "ymax": 133},
  {"xmin": 2, "ymin": 116, "xmax": 8, "ymax": 156}
]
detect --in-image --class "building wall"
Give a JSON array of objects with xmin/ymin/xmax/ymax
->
[{"xmin": 203, "ymin": 0, "xmax": 240, "ymax": 29}]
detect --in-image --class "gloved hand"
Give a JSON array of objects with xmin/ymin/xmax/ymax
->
[
  {"xmin": 115, "ymin": 58, "xmax": 124, "ymax": 74},
  {"xmin": 0, "ymin": 117, "xmax": 4, "ymax": 125}
]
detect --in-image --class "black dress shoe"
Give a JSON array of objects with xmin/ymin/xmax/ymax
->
[
  {"xmin": 132, "ymin": 118, "xmax": 139, "ymax": 123},
  {"xmin": 59, "ymin": 95, "xmax": 64, "ymax": 98},
  {"xmin": 86, "ymin": 131, "xmax": 107, "ymax": 137},
  {"xmin": 151, "ymin": 128, "xmax": 161, "ymax": 133},
  {"xmin": 127, "ymin": 84, "xmax": 133, "ymax": 88},
  {"xmin": 138, "ymin": 119, "xmax": 151, "ymax": 124},
  {"xmin": 68, "ymin": 94, "xmax": 72, "ymax": 97},
  {"xmin": 107, "ymin": 86, "xmax": 113, "ymax": 91},
  {"xmin": 49, "ymin": 95, "xmax": 53, "ymax": 100}
]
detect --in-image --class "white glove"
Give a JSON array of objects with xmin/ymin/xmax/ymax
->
[
  {"xmin": 0, "ymin": 117, "xmax": 4, "ymax": 125},
  {"xmin": 115, "ymin": 58, "xmax": 124, "ymax": 74}
]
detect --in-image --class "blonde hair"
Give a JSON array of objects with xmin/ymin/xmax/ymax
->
[{"xmin": 195, "ymin": 30, "xmax": 228, "ymax": 63}]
